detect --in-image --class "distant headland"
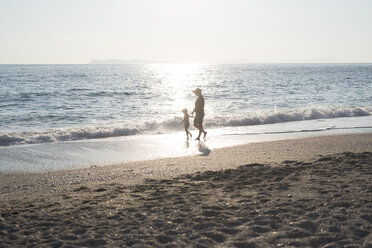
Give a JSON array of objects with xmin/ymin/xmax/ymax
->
[{"xmin": 89, "ymin": 59, "xmax": 162, "ymax": 64}]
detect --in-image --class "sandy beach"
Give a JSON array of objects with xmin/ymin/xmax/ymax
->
[{"xmin": 1, "ymin": 134, "xmax": 372, "ymax": 247}]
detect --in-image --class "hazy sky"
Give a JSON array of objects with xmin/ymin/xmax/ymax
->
[{"xmin": 1, "ymin": 0, "xmax": 371, "ymax": 64}]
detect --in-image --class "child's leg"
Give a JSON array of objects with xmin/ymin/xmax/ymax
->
[
  {"xmin": 185, "ymin": 124, "xmax": 192, "ymax": 138},
  {"xmin": 187, "ymin": 130, "xmax": 192, "ymax": 138},
  {"xmin": 185, "ymin": 126, "xmax": 190, "ymax": 139}
]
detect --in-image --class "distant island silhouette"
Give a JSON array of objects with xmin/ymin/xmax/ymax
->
[
  {"xmin": 89, "ymin": 59, "xmax": 165, "ymax": 64},
  {"xmin": 89, "ymin": 59, "xmax": 221, "ymax": 64}
]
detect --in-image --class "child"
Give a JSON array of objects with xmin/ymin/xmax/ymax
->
[{"xmin": 180, "ymin": 108, "xmax": 193, "ymax": 140}]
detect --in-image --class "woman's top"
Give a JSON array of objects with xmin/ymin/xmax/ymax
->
[{"xmin": 194, "ymin": 96, "xmax": 205, "ymax": 116}]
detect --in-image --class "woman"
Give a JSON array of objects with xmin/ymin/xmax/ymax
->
[{"xmin": 191, "ymin": 88, "xmax": 207, "ymax": 140}]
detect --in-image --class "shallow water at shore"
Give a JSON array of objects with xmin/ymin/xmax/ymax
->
[{"xmin": 1, "ymin": 116, "xmax": 371, "ymax": 173}]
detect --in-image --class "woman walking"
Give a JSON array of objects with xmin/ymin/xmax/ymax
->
[{"xmin": 191, "ymin": 88, "xmax": 207, "ymax": 140}]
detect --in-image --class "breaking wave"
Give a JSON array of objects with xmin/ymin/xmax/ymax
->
[
  {"xmin": 1, "ymin": 106, "xmax": 371, "ymax": 146},
  {"xmin": 205, "ymin": 106, "xmax": 372, "ymax": 127}
]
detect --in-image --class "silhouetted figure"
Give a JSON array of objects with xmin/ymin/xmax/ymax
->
[
  {"xmin": 191, "ymin": 88, "xmax": 207, "ymax": 140},
  {"xmin": 180, "ymin": 108, "xmax": 193, "ymax": 140}
]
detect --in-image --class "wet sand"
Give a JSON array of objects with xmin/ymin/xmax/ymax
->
[{"xmin": 1, "ymin": 134, "xmax": 372, "ymax": 247}]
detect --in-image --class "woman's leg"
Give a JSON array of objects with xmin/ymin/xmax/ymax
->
[
  {"xmin": 198, "ymin": 115, "xmax": 207, "ymax": 139},
  {"xmin": 200, "ymin": 124, "xmax": 207, "ymax": 138},
  {"xmin": 194, "ymin": 117, "xmax": 201, "ymax": 140},
  {"xmin": 196, "ymin": 129, "xmax": 202, "ymax": 140}
]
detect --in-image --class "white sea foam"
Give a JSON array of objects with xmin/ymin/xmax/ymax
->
[
  {"xmin": 1, "ymin": 106, "xmax": 371, "ymax": 147},
  {"xmin": 206, "ymin": 106, "xmax": 372, "ymax": 127}
]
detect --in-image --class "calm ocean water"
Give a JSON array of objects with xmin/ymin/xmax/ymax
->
[{"xmin": 1, "ymin": 63, "xmax": 372, "ymax": 146}]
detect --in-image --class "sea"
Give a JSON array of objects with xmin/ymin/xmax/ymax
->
[{"xmin": 1, "ymin": 63, "xmax": 372, "ymax": 172}]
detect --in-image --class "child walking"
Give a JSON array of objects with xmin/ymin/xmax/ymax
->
[{"xmin": 181, "ymin": 108, "xmax": 193, "ymax": 140}]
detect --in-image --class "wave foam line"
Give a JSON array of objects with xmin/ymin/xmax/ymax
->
[
  {"xmin": 0, "ymin": 127, "xmax": 143, "ymax": 147},
  {"xmin": 1, "ymin": 106, "xmax": 371, "ymax": 146},
  {"xmin": 206, "ymin": 106, "xmax": 371, "ymax": 127}
]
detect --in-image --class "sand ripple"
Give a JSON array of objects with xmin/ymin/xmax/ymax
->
[{"xmin": 1, "ymin": 152, "xmax": 371, "ymax": 247}]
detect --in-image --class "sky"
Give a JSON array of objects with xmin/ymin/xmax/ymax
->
[{"xmin": 0, "ymin": 0, "xmax": 371, "ymax": 64}]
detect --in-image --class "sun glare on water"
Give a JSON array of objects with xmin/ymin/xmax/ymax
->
[{"xmin": 150, "ymin": 64, "xmax": 208, "ymax": 115}]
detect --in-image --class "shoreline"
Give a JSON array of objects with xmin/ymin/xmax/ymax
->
[
  {"xmin": 1, "ymin": 133, "xmax": 371, "ymax": 247},
  {"xmin": 1, "ymin": 133, "xmax": 371, "ymax": 195},
  {"xmin": 1, "ymin": 115, "xmax": 372, "ymax": 173}
]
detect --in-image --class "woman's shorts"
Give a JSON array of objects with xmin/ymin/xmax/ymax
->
[{"xmin": 194, "ymin": 114, "xmax": 204, "ymax": 127}]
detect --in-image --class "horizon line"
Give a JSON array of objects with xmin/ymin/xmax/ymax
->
[{"xmin": 1, "ymin": 62, "xmax": 372, "ymax": 65}]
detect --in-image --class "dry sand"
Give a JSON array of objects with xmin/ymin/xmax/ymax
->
[{"xmin": 1, "ymin": 134, "xmax": 372, "ymax": 247}]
